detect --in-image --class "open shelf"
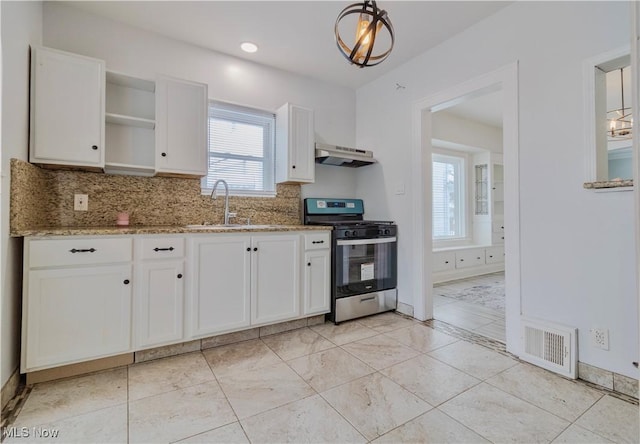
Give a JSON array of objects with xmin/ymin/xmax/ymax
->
[
  {"xmin": 104, "ymin": 162, "xmax": 155, "ymax": 176},
  {"xmin": 106, "ymin": 70, "xmax": 155, "ymax": 92},
  {"xmin": 106, "ymin": 113, "xmax": 155, "ymax": 129}
]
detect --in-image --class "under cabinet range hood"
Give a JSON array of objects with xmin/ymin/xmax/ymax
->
[{"xmin": 315, "ymin": 143, "xmax": 376, "ymax": 167}]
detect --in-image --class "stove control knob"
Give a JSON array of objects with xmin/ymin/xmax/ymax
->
[
  {"xmin": 344, "ymin": 231, "xmax": 350, "ymax": 237},
  {"xmin": 352, "ymin": 230, "xmax": 359, "ymax": 237},
  {"xmin": 385, "ymin": 229, "xmax": 391, "ymax": 235}
]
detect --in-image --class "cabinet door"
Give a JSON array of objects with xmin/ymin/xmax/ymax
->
[
  {"xmin": 155, "ymin": 76, "xmax": 208, "ymax": 176},
  {"xmin": 303, "ymin": 249, "xmax": 330, "ymax": 316},
  {"xmin": 189, "ymin": 236, "xmax": 251, "ymax": 337},
  {"xmin": 251, "ymin": 234, "xmax": 300, "ymax": 324},
  {"xmin": 485, "ymin": 246, "xmax": 505, "ymax": 264},
  {"xmin": 455, "ymin": 249, "xmax": 485, "ymax": 269},
  {"xmin": 433, "ymin": 251, "xmax": 456, "ymax": 272},
  {"xmin": 30, "ymin": 46, "xmax": 105, "ymax": 168},
  {"xmin": 136, "ymin": 260, "xmax": 184, "ymax": 348},
  {"xmin": 276, "ymin": 104, "xmax": 315, "ymax": 184},
  {"xmin": 23, "ymin": 265, "xmax": 131, "ymax": 371}
]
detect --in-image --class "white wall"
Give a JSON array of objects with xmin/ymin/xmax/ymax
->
[
  {"xmin": 356, "ymin": 1, "xmax": 637, "ymax": 378},
  {"xmin": 42, "ymin": 2, "xmax": 357, "ymax": 201},
  {"xmin": 432, "ymin": 111, "xmax": 503, "ymax": 153},
  {"xmin": 1, "ymin": 1, "xmax": 42, "ymax": 387}
]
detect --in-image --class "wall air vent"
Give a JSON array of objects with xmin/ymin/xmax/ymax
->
[{"xmin": 520, "ymin": 317, "xmax": 577, "ymax": 379}]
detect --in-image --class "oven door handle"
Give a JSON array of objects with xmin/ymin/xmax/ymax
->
[{"xmin": 336, "ymin": 237, "xmax": 397, "ymax": 246}]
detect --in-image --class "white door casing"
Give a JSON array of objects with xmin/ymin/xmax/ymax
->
[{"xmin": 411, "ymin": 62, "xmax": 522, "ymax": 356}]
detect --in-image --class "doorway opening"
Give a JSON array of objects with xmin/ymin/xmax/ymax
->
[
  {"xmin": 430, "ymin": 90, "xmax": 506, "ymax": 342},
  {"xmin": 410, "ymin": 63, "xmax": 521, "ymax": 355}
]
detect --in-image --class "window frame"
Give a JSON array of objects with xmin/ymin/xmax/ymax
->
[
  {"xmin": 432, "ymin": 151, "xmax": 469, "ymax": 244},
  {"xmin": 201, "ymin": 100, "xmax": 276, "ymax": 197}
]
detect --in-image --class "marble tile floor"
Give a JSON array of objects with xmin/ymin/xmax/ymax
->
[
  {"xmin": 2, "ymin": 312, "xmax": 638, "ymax": 444},
  {"xmin": 434, "ymin": 272, "xmax": 506, "ymax": 343}
]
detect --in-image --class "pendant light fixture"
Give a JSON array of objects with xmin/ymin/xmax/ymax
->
[
  {"xmin": 334, "ymin": 1, "xmax": 394, "ymax": 68},
  {"xmin": 607, "ymin": 67, "xmax": 633, "ymax": 140}
]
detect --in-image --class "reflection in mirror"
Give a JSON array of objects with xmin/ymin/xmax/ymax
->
[{"xmin": 596, "ymin": 55, "xmax": 632, "ymax": 180}]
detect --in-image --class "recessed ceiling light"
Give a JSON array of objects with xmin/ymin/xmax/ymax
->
[{"xmin": 240, "ymin": 42, "xmax": 258, "ymax": 53}]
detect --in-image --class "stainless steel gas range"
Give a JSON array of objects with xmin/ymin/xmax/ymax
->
[{"xmin": 304, "ymin": 198, "xmax": 397, "ymax": 324}]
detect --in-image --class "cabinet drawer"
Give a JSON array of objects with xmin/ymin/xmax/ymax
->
[
  {"xmin": 29, "ymin": 237, "xmax": 132, "ymax": 268},
  {"xmin": 492, "ymin": 232, "xmax": 505, "ymax": 244},
  {"xmin": 433, "ymin": 251, "xmax": 455, "ymax": 272},
  {"xmin": 304, "ymin": 232, "xmax": 331, "ymax": 250},
  {"xmin": 136, "ymin": 237, "xmax": 185, "ymax": 260},
  {"xmin": 455, "ymin": 249, "xmax": 485, "ymax": 269},
  {"xmin": 492, "ymin": 221, "xmax": 505, "ymax": 233},
  {"xmin": 485, "ymin": 246, "xmax": 504, "ymax": 264}
]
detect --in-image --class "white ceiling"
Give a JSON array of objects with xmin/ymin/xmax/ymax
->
[
  {"xmin": 60, "ymin": 1, "xmax": 510, "ymax": 128},
  {"xmin": 62, "ymin": 1, "xmax": 511, "ymax": 91}
]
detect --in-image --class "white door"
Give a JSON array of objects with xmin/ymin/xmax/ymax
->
[
  {"xmin": 136, "ymin": 260, "xmax": 184, "ymax": 348},
  {"xmin": 24, "ymin": 265, "xmax": 131, "ymax": 371},
  {"xmin": 156, "ymin": 76, "xmax": 208, "ymax": 176},
  {"xmin": 30, "ymin": 47, "xmax": 104, "ymax": 167},
  {"xmin": 303, "ymin": 249, "xmax": 330, "ymax": 315},
  {"xmin": 251, "ymin": 234, "xmax": 300, "ymax": 324},
  {"xmin": 189, "ymin": 236, "xmax": 251, "ymax": 337}
]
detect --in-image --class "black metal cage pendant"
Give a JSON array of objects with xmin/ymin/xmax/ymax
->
[{"xmin": 334, "ymin": 1, "xmax": 395, "ymax": 68}]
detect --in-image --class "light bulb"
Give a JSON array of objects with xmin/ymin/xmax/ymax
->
[{"xmin": 356, "ymin": 14, "xmax": 371, "ymax": 46}]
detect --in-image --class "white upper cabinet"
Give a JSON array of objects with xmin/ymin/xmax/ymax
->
[
  {"xmin": 275, "ymin": 103, "xmax": 315, "ymax": 184},
  {"xmin": 155, "ymin": 76, "xmax": 208, "ymax": 177},
  {"xmin": 29, "ymin": 47, "xmax": 207, "ymax": 177},
  {"xmin": 30, "ymin": 46, "xmax": 105, "ymax": 169}
]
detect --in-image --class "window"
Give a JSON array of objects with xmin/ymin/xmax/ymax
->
[
  {"xmin": 202, "ymin": 101, "xmax": 276, "ymax": 195},
  {"xmin": 432, "ymin": 153, "xmax": 466, "ymax": 239}
]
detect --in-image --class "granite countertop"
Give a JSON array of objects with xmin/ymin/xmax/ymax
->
[
  {"xmin": 583, "ymin": 179, "xmax": 633, "ymax": 189},
  {"xmin": 13, "ymin": 224, "xmax": 332, "ymax": 237}
]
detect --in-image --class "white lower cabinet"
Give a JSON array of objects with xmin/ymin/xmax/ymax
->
[
  {"xmin": 135, "ymin": 237, "xmax": 185, "ymax": 348},
  {"xmin": 433, "ymin": 245, "xmax": 505, "ymax": 283},
  {"xmin": 303, "ymin": 232, "xmax": 331, "ymax": 316},
  {"xmin": 22, "ymin": 237, "xmax": 133, "ymax": 372},
  {"xmin": 251, "ymin": 235, "xmax": 300, "ymax": 325},
  {"xmin": 189, "ymin": 232, "xmax": 319, "ymax": 338},
  {"xmin": 433, "ymin": 251, "xmax": 456, "ymax": 273},
  {"xmin": 485, "ymin": 246, "xmax": 505, "ymax": 264},
  {"xmin": 189, "ymin": 236, "xmax": 252, "ymax": 338},
  {"xmin": 456, "ymin": 249, "xmax": 485, "ymax": 269},
  {"xmin": 22, "ymin": 230, "xmax": 330, "ymax": 372}
]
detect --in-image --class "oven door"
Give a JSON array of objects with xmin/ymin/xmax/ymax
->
[{"xmin": 334, "ymin": 237, "xmax": 397, "ymax": 298}]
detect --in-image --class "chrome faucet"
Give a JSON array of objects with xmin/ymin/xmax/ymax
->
[{"xmin": 211, "ymin": 179, "xmax": 233, "ymax": 225}]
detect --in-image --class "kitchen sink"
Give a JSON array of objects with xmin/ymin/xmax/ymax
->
[{"xmin": 183, "ymin": 224, "xmax": 283, "ymax": 230}]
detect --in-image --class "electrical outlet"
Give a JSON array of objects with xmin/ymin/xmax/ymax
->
[
  {"xmin": 590, "ymin": 328, "xmax": 609, "ymax": 350},
  {"xmin": 74, "ymin": 194, "xmax": 88, "ymax": 211}
]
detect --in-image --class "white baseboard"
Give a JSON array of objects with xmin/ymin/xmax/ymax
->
[{"xmin": 433, "ymin": 263, "xmax": 504, "ymax": 284}]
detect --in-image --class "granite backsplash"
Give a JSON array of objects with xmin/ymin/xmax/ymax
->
[{"xmin": 10, "ymin": 159, "xmax": 301, "ymax": 235}]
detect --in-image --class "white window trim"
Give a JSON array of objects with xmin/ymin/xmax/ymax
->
[
  {"xmin": 201, "ymin": 100, "xmax": 277, "ymax": 197},
  {"xmin": 432, "ymin": 150, "xmax": 469, "ymax": 244}
]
